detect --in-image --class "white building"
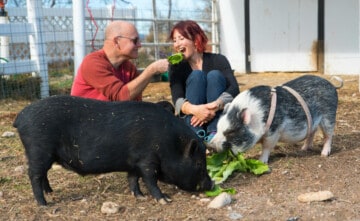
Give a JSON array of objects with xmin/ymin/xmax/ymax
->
[{"xmin": 219, "ymin": 0, "xmax": 360, "ymax": 75}]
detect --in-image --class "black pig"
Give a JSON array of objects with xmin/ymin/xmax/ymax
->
[{"xmin": 13, "ymin": 95, "xmax": 213, "ymax": 205}]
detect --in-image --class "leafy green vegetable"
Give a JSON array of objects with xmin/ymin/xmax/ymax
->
[
  {"xmin": 205, "ymin": 150, "xmax": 269, "ymax": 196},
  {"xmin": 205, "ymin": 184, "xmax": 236, "ymax": 197},
  {"xmin": 167, "ymin": 53, "xmax": 183, "ymax": 65},
  {"xmin": 206, "ymin": 150, "xmax": 229, "ymax": 167},
  {"xmin": 244, "ymin": 159, "xmax": 270, "ymax": 175}
]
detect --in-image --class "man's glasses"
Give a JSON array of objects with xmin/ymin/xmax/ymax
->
[{"xmin": 115, "ymin": 35, "xmax": 140, "ymax": 45}]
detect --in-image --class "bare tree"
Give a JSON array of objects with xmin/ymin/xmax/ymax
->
[
  {"xmin": 167, "ymin": 0, "xmax": 172, "ymax": 35},
  {"xmin": 7, "ymin": 0, "xmax": 57, "ymax": 7}
]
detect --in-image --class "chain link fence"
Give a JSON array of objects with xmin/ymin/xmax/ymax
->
[{"xmin": 0, "ymin": 1, "xmax": 217, "ymax": 100}]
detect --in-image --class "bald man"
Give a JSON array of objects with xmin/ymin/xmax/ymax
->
[{"xmin": 71, "ymin": 21, "xmax": 169, "ymax": 101}]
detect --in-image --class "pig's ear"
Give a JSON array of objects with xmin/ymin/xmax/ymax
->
[
  {"xmin": 184, "ymin": 139, "xmax": 199, "ymax": 158},
  {"xmin": 238, "ymin": 108, "xmax": 251, "ymax": 125}
]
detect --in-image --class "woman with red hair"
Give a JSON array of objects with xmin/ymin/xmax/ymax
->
[{"xmin": 168, "ymin": 20, "xmax": 239, "ymax": 142}]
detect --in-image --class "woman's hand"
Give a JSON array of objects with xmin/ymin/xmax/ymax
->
[
  {"xmin": 182, "ymin": 101, "xmax": 223, "ymax": 127},
  {"xmin": 190, "ymin": 103, "xmax": 217, "ymax": 127}
]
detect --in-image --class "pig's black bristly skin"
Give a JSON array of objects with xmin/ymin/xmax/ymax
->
[{"xmin": 13, "ymin": 95, "xmax": 213, "ymax": 206}]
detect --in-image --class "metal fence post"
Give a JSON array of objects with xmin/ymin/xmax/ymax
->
[
  {"xmin": 0, "ymin": 2, "xmax": 9, "ymax": 65},
  {"xmin": 27, "ymin": 0, "xmax": 49, "ymax": 98},
  {"xmin": 152, "ymin": 0, "xmax": 159, "ymax": 60},
  {"xmin": 73, "ymin": 0, "xmax": 86, "ymax": 77}
]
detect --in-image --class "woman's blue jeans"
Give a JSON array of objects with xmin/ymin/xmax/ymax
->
[{"xmin": 184, "ymin": 70, "xmax": 226, "ymax": 136}]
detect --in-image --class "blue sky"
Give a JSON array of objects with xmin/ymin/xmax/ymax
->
[
  {"xmin": 5, "ymin": 0, "xmax": 207, "ymax": 34},
  {"xmin": 86, "ymin": 0, "xmax": 208, "ymax": 34},
  {"xmin": 5, "ymin": 0, "xmax": 205, "ymax": 10},
  {"xmin": 89, "ymin": 0, "xmax": 205, "ymax": 11}
]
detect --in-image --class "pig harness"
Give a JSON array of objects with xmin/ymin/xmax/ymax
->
[{"xmin": 265, "ymin": 86, "xmax": 312, "ymax": 137}]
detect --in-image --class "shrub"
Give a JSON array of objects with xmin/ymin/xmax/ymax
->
[{"xmin": 0, "ymin": 74, "xmax": 41, "ymax": 100}]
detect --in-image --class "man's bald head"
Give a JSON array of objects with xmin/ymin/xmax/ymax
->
[{"xmin": 105, "ymin": 21, "xmax": 137, "ymax": 40}]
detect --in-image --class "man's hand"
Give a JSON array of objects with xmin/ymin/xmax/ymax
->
[{"xmin": 148, "ymin": 59, "xmax": 169, "ymax": 75}]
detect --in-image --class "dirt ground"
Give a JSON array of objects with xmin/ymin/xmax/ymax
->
[{"xmin": 0, "ymin": 73, "xmax": 359, "ymax": 221}]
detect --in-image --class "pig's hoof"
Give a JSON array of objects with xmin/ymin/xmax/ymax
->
[
  {"xmin": 321, "ymin": 152, "xmax": 330, "ymax": 157},
  {"xmin": 157, "ymin": 195, "xmax": 172, "ymax": 205},
  {"xmin": 301, "ymin": 144, "xmax": 313, "ymax": 151},
  {"xmin": 264, "ymin": 167, "xmax": 272, "ymax": 174},
  {"xmin": 158, "ymin": 198, "xmax": 168, "ymax": 205},
  {"xmin": 135, "ymin": 195, "xmax": 147, "ymax": 201},
  {"xmin": 321, "ymin": 147, "xmax": 331, "ymax": 156},
  {"xmin": 132, "ymin": 191, "xmax": 147, "ymax": 200}
]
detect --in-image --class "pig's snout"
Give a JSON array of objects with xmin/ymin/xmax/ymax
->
[
  {"xmin": 209, "ymin": 180, "xmax": 215, "ymax": 190},
  {"xmin": 207, "ymin": 138, "xmax": 230, "ymax": 153},
  {"xmin": 207, "ymin": 137, "xmax": 223, "ymax": 152},
  {"xmin": 222, "ymin": 141, "xmax": 232, "ymax": 151},
  {"xmin": 197, "ymin": 177, "xmax": 215, "ymax": 192}
]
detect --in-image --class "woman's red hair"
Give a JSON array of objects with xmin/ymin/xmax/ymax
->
[{"xmin": 169, "ymin": 20, "xmax": 208, "ymax": 53}]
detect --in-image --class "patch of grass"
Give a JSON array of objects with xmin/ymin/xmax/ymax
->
[
  {"xmin": 76, "ymin": 175, "xmax": 95, "ymax": 184},
  {"xmin": 48, "ymin": 65, "xmax": 74, "ymax": 96},
  {"xmin": 0, "ymin": 177, "xmax": 11, "ymax": 184},
  {"xmin": 50, "ymin": 78, "xmax": 73, "ymax": 95},
  {"xmin": 48, "ymin": 66, "xmax": 73, "ymax": 78},
  {"xmin": 1, "ymin": 61, "xmax": 74, "ymax": 100},
  {"xmin": 0, "ymin": 74, "xmax": 41, "ymax": 100},
  {"xmin": 13, "ymin": 183, "xmax": 31, "ymax": 191}
]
